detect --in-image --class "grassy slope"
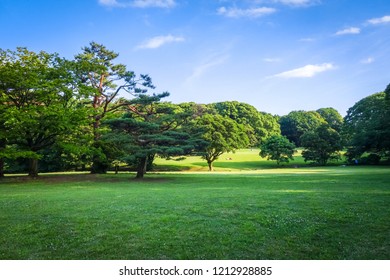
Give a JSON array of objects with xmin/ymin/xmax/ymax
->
[{"xmin": 1, "ymin": 165, "xmax": 389, "ymax": 260}]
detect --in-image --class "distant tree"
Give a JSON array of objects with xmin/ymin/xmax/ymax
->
[
  {"xmin": 260, "ymin": 135, "xmax": 296, "ymax": 165},
  {"xmin": 74, "ymin": 42, "xmax": 155, "ymax": 173},
  {"xmin": 193, "ymin": 113, "xmax": 250, "ymax": 171},
  {"xmin": 316, "ymin": 107, "xmax": 344, "ymax": 132},
  {"xmin": 279, "ymin": 110, "xmax": 326, "ymax": 146},
  {"xmin": 301, "ymin": 124, "xmax": 343, "ymax": 165},
  {"xmin": 0, "ymin": 47, "xmax": 88, "ymax": 177},
  {"xmin": 212, "ymin": 101, "xmax": 280, "ymax": 145},
  {"xmin": 343, "ymin": 91, "xmax": 390, "ymax": 161}
]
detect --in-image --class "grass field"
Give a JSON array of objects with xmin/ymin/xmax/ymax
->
[{"xmin": 0, "ymin": 150, "xmax": 389, "ymax": 260}]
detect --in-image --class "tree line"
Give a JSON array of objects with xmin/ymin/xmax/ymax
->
[{"xmin": 1, "ymin": 43, "xmax": 389, "ymax": 178}]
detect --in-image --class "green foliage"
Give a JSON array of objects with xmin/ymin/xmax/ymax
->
[
  {"xmin": 105, "ymin": 97, "xmax": 200, "ymax": 178},
  {"xmin": 343, "ymin": 92, "xmax": 390, "ymax": 161},
  {"xmin": 0, "ymin": 47, "xmax": 89, "ymax": 176},
  {"xmin": 316, "ymin": 107, "xmax": 344, "ymax": 132},
  {"xmin": 279, "ymin": 110, "xmax": 326, "ymax": 146},
  {"xmin": 301, "ymin": 124, "xmax": 343, "ymax": 165},
  {"xmin": 74, "ymin": 42, "xmax": 157, "ymax": 173},
  {"xmin": 194, "ymin": 113, "xmax": 250, "ymax": 171},
  {"xmin": 212, "ymin": 101, "xmax": 280, "ymax": 145},
  {"xmin": 260, "ymin": 135, "xmax": 296, "ymax": 165}
]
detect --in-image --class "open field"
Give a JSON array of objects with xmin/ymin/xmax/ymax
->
[
  {"xmin": 153, "ymin": 149, "xmax": 307, "ymax": 171},
  {"xmin": 1, "ymin": 158, "xmax": 389, "ymax": 259}
]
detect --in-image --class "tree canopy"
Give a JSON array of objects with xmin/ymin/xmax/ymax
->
[
  {"xmin": 191, "ymin": 113, "xmax": 250, "ymax": 171},
  {"xmin": 211, "ymin": 101, "xmax": 280, "ymax": 145},
  {"xmin": 0, "ymin": 47, "xmax": 88, "ymax": 176},
  {"xmin": 279, "ymin": 110, "xmax": 326, "ymax": 146},
  {"xmin": 260, "ymin": 135, "xmax": 296, "ymax": 165},
  {"xmin": 343, "ymin": 92, "xmax": 390, "ymax": 161},
  {"xmin": 301, "ymin": 124, "xmax": 343, "ymax": 165}
]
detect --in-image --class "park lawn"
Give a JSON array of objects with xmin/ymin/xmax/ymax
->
[
  {"xmin": 0, "ymin": 166, "xmax": 389, "ymax": 260},
  {"xmin": 154, "ymin": 148, "xmax": 307, "ymax": 171}
]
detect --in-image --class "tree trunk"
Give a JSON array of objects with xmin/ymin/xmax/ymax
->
[
  {"xmin": 207, "ymin": 160, "xmax": 214, "ymax": 171},
  {"xmin": 136, "ymin": 157, "xmax": 148, "ymax": 179},
  {"xmin": 28, "ymin": 158, "xmax": 39, "ymax": 177},
  {"xmin": 0, "ymin": 158, "xmax": 4, "ymax": 178}
]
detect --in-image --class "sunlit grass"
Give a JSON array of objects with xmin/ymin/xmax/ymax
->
[{"xmin": 0, "ymin": 166, "xmax": 389, "ymax": 260}]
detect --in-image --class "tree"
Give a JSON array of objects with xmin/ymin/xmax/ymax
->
[
  {"xmin": 301, "ymin": 124, "xmax": 343, "ymax": 165},
  {"xmin": 260, "ymin": 135, "xmax": 296, "ymax": 165},
  {"xmin": 343, "ymin": 91, "xmax": 390, "ymax": 161},
  {"xmin": 74, "ymin": 42, "xmax": 155, "ymax": 173},
  {"xmin": 212, "ymin": 101, "xmax": 280, "ymax": 145},
  {"xmin": 316, "ymin": 107, "xmax": 344, "ymax": 132},
  {"xmin": 0, "ymin": 47, "xmax": 88, "ymax": 177},
  {"xmin": 105, "ymin": 94, "xmax": 200, "ymax": 178},
  {"xmin": 279, "ymin": 110, "xmax": 326, "ymax": 146},
  {"xmin": 193, "ymin": 113, "xmax": 250, "ymax": 171}
]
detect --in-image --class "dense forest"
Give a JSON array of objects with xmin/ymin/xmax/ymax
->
[{"xmin": 1, "ymin": 43, "xmax": 389, "ymax": 178}]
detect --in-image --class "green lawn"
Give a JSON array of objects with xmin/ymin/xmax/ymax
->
[
  {"xmin": 154, "ymin": 148, "xmax": 307, "ymax": 171},
  {"xmin": 1, "ymin": 164, "xmax": 389, "ymax": 260}
]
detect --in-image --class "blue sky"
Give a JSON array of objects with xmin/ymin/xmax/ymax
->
[{"xmin": 1, "ymin": 0, "xmax": 389, "ymax": 115}]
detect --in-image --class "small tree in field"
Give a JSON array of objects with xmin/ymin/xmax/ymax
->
[
  {"xmin": 260, "ymin": 135, "xmax": 296, "ymax": 165},
  {"xmin": 194, "ymin": 114, "xmax": 250, "ymax": 171}
]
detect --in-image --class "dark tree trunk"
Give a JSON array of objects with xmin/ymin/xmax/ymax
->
[
  {"xmin": 207, "ymin": 160, "xmax": 213, "ymax": 171},
  {"xmin": 0, "ymin": 158, "xmax": 4, "ymax": 178},
  {"xmin": 136, "ymin": 157, "xmax": 148, "ymax": 179},
  {"xmin": 28, "ymin": 158, "xmax": 38, "ymax": 177}
]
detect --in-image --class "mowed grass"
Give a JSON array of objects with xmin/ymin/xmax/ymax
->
[
  {"xmin": 154, "ymin": 149, "xmax": 307, "ymax": 171},
  {"xmin": 1, "ymin": 164, "xmax": 389, "ymax": 260}
]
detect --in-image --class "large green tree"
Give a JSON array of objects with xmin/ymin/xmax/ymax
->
[
  {"xmin": 212, "ymin": 101, "xmax": 280, "ymax": 145},
  {"xmin": 260, "ymin": 135, "xmax": 296, "ymax": 165},
  {"xmin": 193, "ymin": 113, "xmax": 250, "ymax": 171},
  {"xmin": 343, "ymin": 91, "xmax": 390, "ymax": 161},
  {"xmin": 316, "ymin": 107, "xmax": 344, "ymax": 132},
  {"xmin": 74, "ymin": 42, "xmax": 155, "ymax": 173},
  {"xmin": 0, "ymin": 47, "xmax": 88, "ymax": 176},
  {"xmin": 279, "ymin": 110, "xmax": 326, "ymax": 146},
  {"xmin": 301, "ymin": 124, "xmax": 343, "ymax": 165},
  {"xmin": 106, "ymin": 94, "xmax": 200, "ymax": 178}
]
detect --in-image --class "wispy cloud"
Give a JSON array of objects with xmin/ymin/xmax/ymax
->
[
  {"xmin": 367, "ymin": 15, "xmax": 390, "ymax": 25},
  {"xmin": 98, "ymin": 0, "xmax": 176, "ymax": 8},
  {"xmin": 186, "ymin": 53, "xmax": 230, "ymax": 83},
  {"xmin": 272, "ymin": 0, "xmax": 318, "ymax": 6},
  {"xmin": 136, "ymin": 35, "xmax": 184, "ymax": 49},
  {"xmin": 132, "ymin": 0, "xmax": 175, "ymax": 8},
  {"xmin": 360, "ymin": 57, "xmax": 374, "ymax": 64},
  {"xmin": 299, "ymin": 37, "xmax": 316, "ymax": 42},
  {"xmin": 263, "ymin": 57, "xmax": 282, "ymax": 63},
  {"xmin": 335, "ymin": 27, "xmax": 361, "ymax": 36},
  {"xmin": 217, "ymin": 6, "xmax": 277, "ymax": 18},
  {"xmin": 273, "ymin": 63, "xmax": 335, "ymax": 78}
]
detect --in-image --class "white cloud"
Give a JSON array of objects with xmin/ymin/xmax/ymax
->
[
  {"xmin": 132, "ymin": 0, "xmax": 175, "ymax": 8},
  {"xmin": 272, "ymin": 0, "xmax": 317, "ymax": 6},
  {"xmin": 217, "ymin": 6, "xmax": 277, "ymax": 18},
  {"xmin": 273, "ymin": 63, "xmax": 335, "ymax": 78},
  {"xmin": 98, "ymin": 0, "xmax": 124, "ymax": 7},
  {"xmin": 186, "ymin": 54, "xmax": 230, "ymax": 82},
  {"xmin": 360, "ymin": 57, "xmax": 374, "ymax": 64},
  {"xmin": 263, "ymin": 57, "xmax": 282, "ymax": 63},
  {"xmin": 335, "ymin": 27, "xmax": 361, "ymax": 36},
  {"xmin": 367, "ymin": 15, "xmax": 390, "ymax": 25},
  {"xmin": 136, "ymin": 35, "xmax": 184, "ymax": 49},
  {"xmin": 299, "ymin": 37, "xmax": 315, "ymax": 42},
  {"xmin": 98, "ymin": 0, "xmax": 175, "ymax": 8}
]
